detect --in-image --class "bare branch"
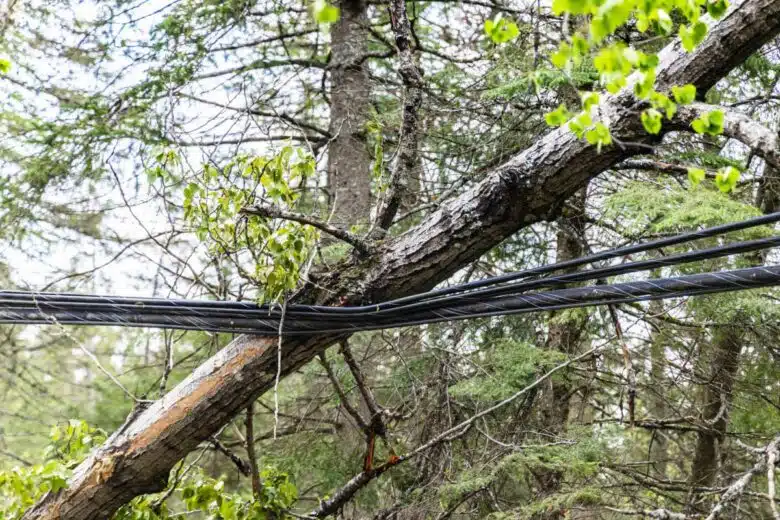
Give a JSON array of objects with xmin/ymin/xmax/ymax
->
[
  {"xmin": 705, "ymin": 435, "xmax": 780, "ymax": 520},
  {"xmin": 208, "ymin": 436, "xmax": 251, "ymax": 477},
  {"xmin": 240, "ymin": 204, "xmax": 374, "ymax": 255},
  {"xmin": 245, "ymin": 404, "xmax": 261, "ymax": 496},
  {"xmin": 374, "ymin": 0, "xmax": 425, "ymax": 231},
  {"xmin": 319, "ymin": 351, "xmax": 369, "ymax": 432},
  {"xmin": 672, "ymin": 103, "xmax": 780, "ymax": 170},
  {"xmin": 310, "ymin": 345, "xmax": 602, "ymax": 517}
]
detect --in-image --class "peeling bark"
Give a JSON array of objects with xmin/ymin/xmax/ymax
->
[{"xmin": 22, "ymin": 1, "xmax": 780, "ymax": 517}]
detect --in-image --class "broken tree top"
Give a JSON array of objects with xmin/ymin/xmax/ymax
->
[{"xmin": 3, "ymin": 213, "xmax": 780, "ymax": 335}]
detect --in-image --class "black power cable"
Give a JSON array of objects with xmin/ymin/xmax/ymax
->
[
  {"xmin": 0, "ymin": 213, "xmax": 778, "ymax": 335},
  {"xmin": 1, "ymin": 211, "xmax": 778, "ymax": 317},
  {"xmin": 2, "ymin": 234, "xmax": 778, "ymax": 322},
  {"xmin": 1, "ymin": 265, "xmax": 778, "ymax": 335}
]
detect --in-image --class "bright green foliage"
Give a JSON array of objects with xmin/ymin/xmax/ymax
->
[
  {"xmin": 567, "ymin": 111, "xmax": 593, "ymax": 138},
  {"xmin": 544, "ymin": 104, "xmax": 572, "ymax": 127},
  {"xmin": 641, "ymin": 108, "xmax": 663, "ymax": 134},
  {"xmin": 0, "ymin": 59, "xmax": 10, "ymax": 74},
  {"xmin": 0, "ymin": 421, "xmax": 104, "ymax": 519},
  {"xmin": 46, "ymin": 420, "xmax": 107, "ymax": 465},
  {"xmin": 679, "ymin": 22, "xmax": 708, "ymax": 52},
  {"xmin": 544, "ymin": 0, "xmax": 720, "ymax": 146},
  {"xmin": 715, "ymin": 166, "xmax": 741, "ymax": 192},
  {"xmin": 637, "ymin": 7, "xmax": 673, "ymax": 34},
  {"xmin": 551, "ymin": 35, "xmax": 590, "ymax": 69},
  {"xmin": 0, "ymin": 419, "xmax": 298, "ymax": 520},
  {"xmin": 484, "ymin": 15, "xmax": 520, "ymax": 44},
  {"xmin": 672, "ymin": 84, "xmax": 697, "ymax": 104},
  {"xmin": 707, "ymin": 0, "xmax": 730, "ymax": 18},
  {"xmin": 650, "ymin": 91, "xmax": 677, "ymax": 119},
  {"xmin": 552, "ymin": 0, "xmax": 591, "ymax": 15},
  {"xmin": 690, "ymin": 109, "xmax": 725, "ymax": 135},
  {"xmin": 179, "ymin": 470, "xmax": 297, "ymax": 520},
  {"xmin": 180, "ymin": 146, "xmax": 318, "ymax": 301},
  {"xmin": 581, "ymin": 91, "xmax": 600, "ymax": 111},
  {"xmin": 312, "ymin": 0, "xmax": 339, "ymax": 24},
  {"xmin": 585, "ymin": 122, "xmax": 612, "ymax": 151},
  {"xmin": 687, "ymin": 167, "xmax": 706, "ymax": 186}
]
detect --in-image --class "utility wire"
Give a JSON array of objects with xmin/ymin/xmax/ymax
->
[
  {"xmin": 0, "ymin": 265, "xmax": 778, "ymax": 335},
  {"xmin": 0, "ymin": 214, "xmax": 778, "ymax": 335},
  {"xmin": 1, "ymin": 234, "xmax": 778, "ymax": 321}
]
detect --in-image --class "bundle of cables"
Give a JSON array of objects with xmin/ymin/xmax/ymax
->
[{"xmin": 2, "ymin": 213, "xmax": 780, "ymax": 336}]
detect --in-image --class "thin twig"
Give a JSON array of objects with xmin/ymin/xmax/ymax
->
[
  {"xmin": 274, "ymin": 297, "xmax": 288, "ymax": 439},
  {"xmin": 241, "ymin": 205, "xmax": 373, "ymax": 255},
  {"xmin": 245, "ymin": 403, "xmax": 262, "ymax": 495}
]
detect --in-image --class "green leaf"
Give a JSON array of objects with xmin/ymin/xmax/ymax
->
[
  {"xmin": 551, "ymin": 43, "xmax": 572, "ymax": 69},
  {"xmin": 568, "ymin": 112, "xmax": 593, "ymax": 138},
  {"xmin": 634, "ymin": 70, "xmax": 655, "ymax": 99},
  {"xmin": 708, "ymin": 109, "xmax": 724, "ymax": 133},
  {"xmin": 687, "ymin": 167, "xmax": 706, "ymax": 186},
  {"xmin": 545, "ymin": 104, "xmax": 572, "ymax": 127},
  {"xmin": 707, "ymin": 0, "xmax": 729, "ymax": 18},
  {"xmin": 655, "ymin": 9, "xmax": 673, "ymax": 34},
  {"xmin": 690, "ymin": 109, "xmax": 724, "ymax": 135},
  {"xmin": 715, "ymin": 166, "xmax": 740, "ymax": 192},
  {"xmin": 672, "ymin": 84, "xmax": 697, "ymax": 104},
  {"xmin": 650, "ymin": 92, "xmax": 677, "ymax": 119},
  {"xmin": 484, "ymin": 15, "xmax": 519, "ymax": 44},
  {"xmin": 552, "ymin": 0, "xmax": 591, "ymax": 15},
  {"xmin": 313, "ymin": 0, "xmax": 339, "ymax": 23},
  {"xmin": 581, "ymin": 91, "xmax": 600, "ymax": 111},
  {"xmin": 0, "ymin": 58, "xmax": 10, "ymax": 74},
  {"xmin": 585, "ymin": 122, "xmax": 612, "ymax": 152},
  {"xmin": 641, "ymin": 108, "xmax": 663, "ymax": 134},
  {"xmin": 679, "ymin": 22, "xmax": 708, "ymax": 52}
]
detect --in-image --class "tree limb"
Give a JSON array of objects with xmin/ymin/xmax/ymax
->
[
  {"xmin": 374, "ymin": 0, "xmax": 425, "ymax": 231},
  {"xmin": 672, "ymin": 102, "xmax": 780, "ymax": 170},
  {"xmin": 240, "ymin": 204, "xmax": 374, "ymax": 255}
]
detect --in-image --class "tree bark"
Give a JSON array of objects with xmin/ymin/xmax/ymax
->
[
  {"xmin": 536, "ymin": 188, "xmax": 590, "ymax": 519},
  {"xmin": 688, "ymin": 158, "xmax": 780, "ymax": 504},
  {"xmin": 541, "ymin": 188, "xmax": 589, "ymax": 436},
  {"xmin": 648, "ymin": 298, "xmax": 670, "ymax": 480},
  {"xmin": 327, "ymin": 0, "xmax": 372, "ymax": 227},
  {"xmin": 688, "ymin": 327, "xmax": 741, "ymax": 489},
  {"xmin": 22, "ymin": 1, "xmax": 780, "ymax": 517}
]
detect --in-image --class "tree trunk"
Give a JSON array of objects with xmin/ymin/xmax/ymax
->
[
  {"xmin": 536, "ymin": 188, "xmax": 592, "ymax": 519},
  {"xmin": 327, "ymin": 0, "xmax": 372, "ymax": 227},
  {"xmin": 22, "ymin": 2, "xmax": 780, "ymax": 517},
  {"xmin": 688, "ymin": 161, "xmax": 780, "ymax": 503},
  {"xmin": 541, "ymin": 187, "xmax": 589, "ymax": 436},
  {"xmin": 648, "ymin": 298, "xmax": 669, "ymax": 480},
  {"xmin": 688, "ymin": 326, "xmax": 742, "ymax": 492}
]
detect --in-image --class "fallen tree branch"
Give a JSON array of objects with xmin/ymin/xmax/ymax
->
[{"xmin": 672, "ymin": 103, "xmax": 780, "ymax": 170}]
